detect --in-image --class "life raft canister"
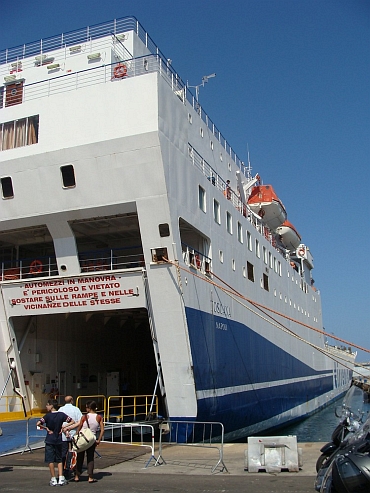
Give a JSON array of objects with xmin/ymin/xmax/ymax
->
[
  {"xmin": 113, "ymin": 63, "xmax": 127, "ymax": 79},
  {"xmin": 29, "ymin": 259, "xmax": 43, "ymax": 274}
]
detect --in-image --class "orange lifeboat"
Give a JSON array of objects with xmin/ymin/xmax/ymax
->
[
  {"xmin": 275, "ymin": 220, "xmax": 301, "ymax": 252},
  {"xmin": 247, "ymin": 185, "xmax": 287, "ymax": 230}
]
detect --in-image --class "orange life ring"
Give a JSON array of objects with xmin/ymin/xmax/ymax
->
[
  {"xmin": 113, "ymin": 63, "xmax": 127, "ymax": 78},
  {"xmin": 29, "ymin": 259, "xmax": 43, "ymax": 274}
]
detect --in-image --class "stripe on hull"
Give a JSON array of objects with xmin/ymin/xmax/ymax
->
[{"xmin": 185, "ymin": 306, "xmax": 350, "ymax": 434}]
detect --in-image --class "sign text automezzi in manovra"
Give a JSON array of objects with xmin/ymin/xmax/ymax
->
[{"xmin": 2, "ymin": 274, "xmax": 145, "ymax": 316}]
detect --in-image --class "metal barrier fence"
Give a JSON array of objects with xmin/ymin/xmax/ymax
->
[
  {"xmin": 22, "ymin": 416, "xmax": 45, "ymax": 454},
  {"xmin": 155, "ymin": 420, "xmax": 228, "ymax": 473},
  {"xmin": 103, "ymin": 421, "xmax": 157, "ymax": 467},
  {"xmin": 75, "ymin": 394, "xmax": 157, "ymax": 423},
  {"xmin": 107, "ymin": 395, "xmax": 158, "ymax": 422}
]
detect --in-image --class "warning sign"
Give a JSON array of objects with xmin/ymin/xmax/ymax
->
[{"xmin": 2, "ymin": 273, "xmax": 145, "ymax": 316}]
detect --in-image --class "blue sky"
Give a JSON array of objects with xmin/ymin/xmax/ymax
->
[{"xmin": 1, "ymin": 1, "xmax": 369, "ymax": 360}]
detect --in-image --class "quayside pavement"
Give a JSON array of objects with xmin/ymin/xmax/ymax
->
[{"xmin": 0, "ymin": 441, "xmax": 322, "ymax": 492}]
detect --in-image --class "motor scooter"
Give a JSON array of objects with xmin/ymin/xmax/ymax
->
[
  {"xmin": 316, "ymin": 385, "xmax": 364, "ymax": 472},
  {"xmin": 318, "ymin": 413, "xmax": 370, "ymax": 492},
  {"xmin": 315, "ymin": 385, "xmax": 366, "ymax": 491}
]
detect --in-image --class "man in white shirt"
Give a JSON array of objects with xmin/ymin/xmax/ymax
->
[{"xmin": 59, "ymin": 396, "xmax": 82, "ymax": 479}]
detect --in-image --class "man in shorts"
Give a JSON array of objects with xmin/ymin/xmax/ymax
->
[
  {"xmin": 37, "ymin": 399, "xmax": 75, "ymax": 486},
  {"xmin": 58, "ymin": 396, "xmax": 82, "ymax": 479}
]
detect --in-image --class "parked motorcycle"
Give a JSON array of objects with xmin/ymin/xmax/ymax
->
[
  {"xmin": 316, "ymin": 385, "xmax": 364, "ymax": 472},
  {"xmin": 315, "ymin": 385, "xmax": 366, "ymax": 492},
  {"xmin": 318, "ymin": 413, "xmax": 370, "ymax": 492}
]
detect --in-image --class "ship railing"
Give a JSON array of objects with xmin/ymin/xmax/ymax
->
[
  {"xmin": 181, "ymin": 243, "xmax": 211, "ymax": 275},
  {"xmin": 0, "ymin": 247, "xmax": 145, "ymax": 281},
  {"xmin": 106, "ymin": 395, "xmax": 158, "ymax": 422},
  {"xmin": 76, "ymin": 395, "xmax": 107, "ymax": 421},
  {"xmin": 0, "ymin": 17, "xmax": 139, "ymax": 65},
  {"xmin": 155, "ymin": 420, "xmax": 228, "ymax": 474},
  {"xmin": 0, "ymin": 393, "xmax": 24, "ymax": 415},
  {"xmin": 0, "ymin": 257, "xmax": 58, "ymax": 281},
  {"xmin": 75, "ymin": 394, "xmax": 158, "ymax": 423},
  {"xmin": 78, "ymin": 245, "xmax": 144, "ymax": 273}
]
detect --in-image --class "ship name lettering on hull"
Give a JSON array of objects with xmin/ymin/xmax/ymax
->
[{"xmin": 211, "ymin": 301, "xmax": 231, "ymax": 318}]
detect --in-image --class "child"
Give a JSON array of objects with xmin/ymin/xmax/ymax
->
[{"xmin": 36, "ymin": 399, "xmax": 75, "ymax": 486}]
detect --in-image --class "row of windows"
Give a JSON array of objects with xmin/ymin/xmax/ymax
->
[
  {"xmin": 189, "ymin": 114, "xmax": 233, "ymax": 171},
  {"xmin": 0, "ymin": 115, "xmax": 39, "ymax": 151},
  {"xmin": 1, "ymin": 164, "xmax": 75, "ymax": 199},
  {"xmin": 216, "ymin": 253, "xmax": 315, "ymax": 320},
  {"xmin": 199, "ymin": 184, "xmax": 315, "ymax": 314},
  {"xmin": 199, "ymin": 185, "xmax": 282, "ymax": 275}
]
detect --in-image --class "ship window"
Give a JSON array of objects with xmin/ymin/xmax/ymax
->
[
  {"xmin": 210, "ymin": 141, "xmax": 214, "ymax": 150},
  {"xmin": 213, "ymin": 199, "xmax": 220, "ymax": 224},
  {"xmin": 247, "ymin": 261, "xmax": 254, "ymax": 282},
  {"xmin": 247, "ymin": 231, "xmax": 252, "ymax": 251},
  {"xmin": 219, "ymin": 250, "xmax": 223, "ymax": 263},
  {"xmin": 232, "ymin": 259, "xmax": 235, "ymax": 271},
  {"xmin": 237, "ymin": 222, "xmax": 243, "ymax": 243},
  {"xmin": 274, "ymin": 257, "xmax": 278, "ymax": 273},
  {"xmin": 1, "ymin": 176, "xmax": 14, "ymax": 198},
  {"xmin": 242, "ymin": 266, "xmax": 246, "ymax": 277},
  {"xmin": 269, "ymin": 252, "xmax": 273, "ymax": 268},
  {"xmin": 198, "ymin": 186, "xmax": 206, "ymax": 212},
  {"xmin": 263, "ymin": 273, "xmax": 269, "ymax": 291},
  {"xmin": 0, "ymin": 87, "xmax": 4, "ymax": 109},
  {"xmin": 255, "ymin": 239, "xmax": 260, "ymax": 258},
  {"xmin": 200, "ymin": 127, "xmax": 204, "ymax": 137},
  {"xmin": 226, "ymin": 211, "xmax": 232, "ymax": 234},
  {"xmin": 0, "ymin": 115, "xmax": 39, "ymax": 151},
  {"xmin": 278, "ymin": 261, "xmax": 282, "ymax": 276},
  {"xmin": 159, "ymin": 223, "xmax": 170, "ymax": 237},
  {"xmin": 61, "ymin": 165, "xmax": 76, "ymax": 188},
  {"xmin": 188, "ymin": 113, "xmax": 192, "ymax": 124},
  {"xmin": 263, "ymin": 246, "xmax": 267, "ymax": 264}
]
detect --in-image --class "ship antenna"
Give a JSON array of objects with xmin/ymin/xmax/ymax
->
[
  {"xmin": 187, "ymin": 73, "xmax": 216, "ymax": 102},
  {"xmin": 245, "ymin": 145, "xmax": 252, "ymax": 181}
]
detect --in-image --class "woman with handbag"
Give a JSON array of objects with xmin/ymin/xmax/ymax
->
[{"xmin": 73, "ymin": 400, "xmax": 104, "ymax": 483}]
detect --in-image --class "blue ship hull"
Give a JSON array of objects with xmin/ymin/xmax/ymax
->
[{"xmin": 184, "ymin": 307, "xmax": 346, "ymax": 438}]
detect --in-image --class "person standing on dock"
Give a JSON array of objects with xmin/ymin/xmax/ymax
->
[
  {"xmin": 36, "ymin": 399, "xmax": 75, "ymax": 486},
  {"xmin": 73, "ymin": 400, "xmax": 104, "ymax": 483},
  {"xmin": 59, "ymin": 396, "xmax": 82, "ymax": 479}
]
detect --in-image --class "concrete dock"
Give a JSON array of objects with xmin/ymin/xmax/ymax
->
[{"xmin": 0, "ymin": 441, "xmax": 322, "ymax": 492}]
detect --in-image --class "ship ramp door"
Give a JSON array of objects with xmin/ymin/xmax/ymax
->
[{"xmin": 9, "ymin": 308, "xmax": 162, "ymax": 416}]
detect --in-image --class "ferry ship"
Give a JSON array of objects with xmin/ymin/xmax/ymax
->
[{"xmin": 0, "ymin": 17, "xmax": 355, "ymax": 439}]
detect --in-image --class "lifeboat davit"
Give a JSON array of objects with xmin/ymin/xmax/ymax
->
[
  {"xmin": 275, "ymin": 220, "xmax": 301, "ymax": 252},
  {"xmin": 247, "ymin": 185, "xmax": 287, "ymax": 230}
]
